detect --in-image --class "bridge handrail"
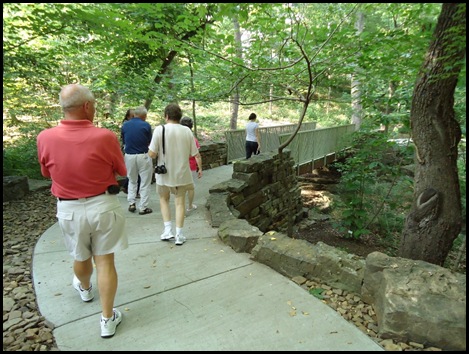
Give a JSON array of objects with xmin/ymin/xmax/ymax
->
[
  {"xmin": 225, "ymin": 122, "xmax": 317, "ymax": 163},
  {"xmin": 278, "ymin": 124, "xmax": 355, "ymax": 167}
]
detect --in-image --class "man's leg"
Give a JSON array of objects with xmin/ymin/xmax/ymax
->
[
  {"xmin": 73, "ymin": 258, "xmax": 93, "ymax": 290},
  {"xmin": 158, "ymin": 185, "xmax": 174, "ymax": 240},
  {"xmin": 125, "ymin": 154, "xmax": 138, "ymax": 206},
  {"xmin": 158, "ymin": 186, "xmax": 171, "ymax": 222},
  {"xmin": 93, "ymin": 253, "xmax": 117, "ymax": 319},
  {"xmin": 187, "ymin": 189, "xmax": 194, "ymax": 209},
  {"xmin": 174, "ymin": 189, "xmax": 187, "ymax": 245},
  {"xmin": 136, "ymin": 154, "xmax": 153, "ymax": 213},
  {"xmin": 175, "ymin": 191, "xmax": 186, "ymax": 229}
]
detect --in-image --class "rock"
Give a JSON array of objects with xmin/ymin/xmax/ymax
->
[
  {"xmin": 362, "ymin": 252, "xmax": 466, "ymax": 351},
  {"xmin": 3, "ymin": 176, "xmax": 29, "ymax": 201}
]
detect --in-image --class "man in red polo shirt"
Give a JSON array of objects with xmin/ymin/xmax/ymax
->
[{"xmin": 37, "ymin": 83, "xmax": 128, "ymax": 339}]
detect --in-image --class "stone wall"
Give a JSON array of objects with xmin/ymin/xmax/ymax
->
[
  {"xmin": 209, "ymin": 149, "xmax": 306, "ymax": 233},
  {"xmin": 207, "ymin": 146, "xmax": 466, "ymax": 350},
  {"xmin": 199, "ymin": 142, "xmax": 227, "ymax": 171}
]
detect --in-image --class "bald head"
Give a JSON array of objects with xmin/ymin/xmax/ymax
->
[
  {"xmin": 59, "ymin": 84, "xmax": 96, "ymax": 121},
  {"xmin": 59, "ymin": 84, "xmax": 95, "ymax": 111}
]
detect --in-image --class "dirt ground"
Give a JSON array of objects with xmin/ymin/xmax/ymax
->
[{"xmin": 296, "ymin": 218, "xmax": 390, "ymax": 258}]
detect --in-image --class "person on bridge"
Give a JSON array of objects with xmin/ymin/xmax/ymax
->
[{"xmin": 245, "ymin": 112, "xmax": 261, "ymax": 159}]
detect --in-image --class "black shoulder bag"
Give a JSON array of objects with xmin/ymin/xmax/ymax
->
[{"xmin": 155, "ymin": 125, "xmax": 167, "ymax": 174}]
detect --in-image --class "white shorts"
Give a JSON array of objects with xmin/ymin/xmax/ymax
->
[
  {"xmin": 56, "ymin": 194, "xmax": 128, "ymax": 261},
  {"xmin": 157, "ymin": 183, "xmax": 193, "ymax": 196}
]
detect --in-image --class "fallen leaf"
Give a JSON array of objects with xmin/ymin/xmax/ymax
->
[
  {"xmin": 143, "ymin": 285, "xmax": 151, "ymax": 289},
  {"xmin": 267, "ymin": 231, "xmax": 276, "ymax": 235},
  {"xmin": 289, "ymin": 310, "xmax": 297, "ymax": 317},
  {"xmin": 302, "ymin": 311, "xmax": 309, "ymax": 315},
  {"xmin": 270, "ymin": 237, "xmax": 277, "ymax": 241},
  {"xmin": 309, "ymin": 287, "xmax": 325, "ymax": 300}
]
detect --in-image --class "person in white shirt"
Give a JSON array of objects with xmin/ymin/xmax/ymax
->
[
  {"xmin": 148, "ymin": 103, "xmax": 201, "ymax": 246},
  {"xmin": 245, "ymin": 112, "xmax": 261, "ymax": 159}
]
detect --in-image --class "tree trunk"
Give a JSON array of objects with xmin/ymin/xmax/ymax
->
[
  {"xmin": 351, "ymin": 11, "xmax": 364, "ymax": 131},
  {"xmin": 144, "ymin": 19, "xmax": 213, "ymax": 111},
  {"xmin": 230, "ymin": 15, "xmax": 242, "ymax": 130},
  {"xmin": 269, "ymin": 84, "xmax": 273, "ymax": 116},
  {"xmin": 144, "ymin": 50, "xmax": 178, "ymax": 110},
  {"xmin": 381, "ymin": 81, "xmax": 395, "ymax": 133},
  {"xmin": 398, "ymin": 3, "xmax": 465, "ymax": 266}
]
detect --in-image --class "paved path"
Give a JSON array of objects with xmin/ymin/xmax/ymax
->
[{"xmin": 32, "ymin": 165, "xmax": 383, "ymax": 351}]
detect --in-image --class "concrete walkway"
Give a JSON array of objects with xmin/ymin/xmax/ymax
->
[{"xmin": 32, "ymin": 165, "xmax": 383, "ymax": 351}]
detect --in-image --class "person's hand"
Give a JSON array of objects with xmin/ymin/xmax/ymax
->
[{"xmin": 197, "ymin": 170, "xmax": 202, "ymax": 179}]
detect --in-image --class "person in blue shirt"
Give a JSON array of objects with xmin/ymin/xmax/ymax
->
[
  {"xmin": 121, "ymin": 106, "xmax": 153, "ymax": 215},
  {"xmin": 121, "ymin": 108, "xmax": 141, "ymax": 196}
]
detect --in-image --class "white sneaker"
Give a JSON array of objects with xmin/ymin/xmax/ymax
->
[
  {"xmin": 100, "ymin": 309, "xmax": 122, "ymax": 338},
  {"xmin": 186, "ymin": 204, "xmax": 198, "ymax": 212},
  {"xmin": 72, "ymin": 275, "xmax": 94, "ymax": 302},
  {"xmin": 175, "ymin": 234, "xmax": 186, "ymax": 246},
  {"xmin": 160, "ymin": 229, "xmax": 175, "ymax": 241}
]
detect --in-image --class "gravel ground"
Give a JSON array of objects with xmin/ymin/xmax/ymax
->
[
  {"xmin": 3, "ymin": 188, "xmax": 443, "ymax": 351},
  {"xmin": 3, "ymin": 188, "xmax": 58, "ymax": 351}
]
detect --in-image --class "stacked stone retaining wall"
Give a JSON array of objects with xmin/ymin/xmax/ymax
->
[{"xmin": 209, "ymin": 149, "xmax": 306, "ymax": 233}]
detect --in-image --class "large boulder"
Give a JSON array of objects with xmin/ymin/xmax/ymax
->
[{"xmin": 361, "ymin": 252, "xmax": 466, "ymax": 351}]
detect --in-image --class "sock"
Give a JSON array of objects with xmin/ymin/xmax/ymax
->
[
  {"xmin": 164, "ymin": 221, "xmax": 172, "ymax": 232},
  {"xmin": 80, "ymin": 284, "xmax": 92, "ymax": 291},
  {"xmin": 176, "ymin": 227, "xmax": 183, "ymax": 236}
]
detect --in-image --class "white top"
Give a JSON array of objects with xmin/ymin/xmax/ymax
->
[
  {"xmin": 149, "ymin": 123, "xmax": 199, "ymax": 187},
  {"xmin": 246, "ymin": 121, "xmax": 259, "ymax": 142}
]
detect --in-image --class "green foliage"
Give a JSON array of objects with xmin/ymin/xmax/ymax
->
[
  {"xmin": 3, "ymin": 3, "xmax": 464, "ymax": 210},
  {"xmin": 98, "ymin": 121, "xmax": 121, "ymax": 137},
  {"xmin": 2, "ymin": 2, "xmax": 446, "ymax": 128},
  {"xmin": 333, "ymin": 131, "xmax": 414, "ymax": 240},
  {"xmin": 3, "ymin": 123, "xmax": 48, "ymax": 179}
]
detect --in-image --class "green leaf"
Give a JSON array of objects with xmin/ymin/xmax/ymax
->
[{"xmin": 309, "ymin": 287, "xmax": 325, "ymax": 300}]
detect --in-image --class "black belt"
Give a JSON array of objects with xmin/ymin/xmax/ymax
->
[{"xmin": 58, "ymin": 192, "xmax": 106, "ymax": 201}]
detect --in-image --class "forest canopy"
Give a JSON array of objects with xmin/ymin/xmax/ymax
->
[{"xmin": 4, "ymin": 3, "xmax": 464, "ymax": 131}]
